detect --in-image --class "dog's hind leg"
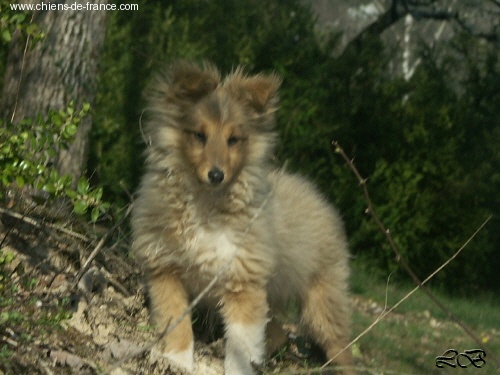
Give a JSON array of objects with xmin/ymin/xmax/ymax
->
[
  {"xmin": 148, "ymin": 270, "xmax": 194, "ymax": 373},
  {"xmin": 300, "ymin": 272, "xmax": 354, "ymax": 375}
]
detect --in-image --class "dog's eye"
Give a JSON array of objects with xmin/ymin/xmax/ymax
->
[
  {"xmin": 193, "ymin": 131, "xmax": 207, "ymax": 144},
  {"xmin": 227, "ymin": 136, "xmax": 240, "ymax": 146}
]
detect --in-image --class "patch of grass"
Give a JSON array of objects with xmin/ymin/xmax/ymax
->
[{"xmin": 351, "ymin": 260, "xmax": 499, "ymax": 374}]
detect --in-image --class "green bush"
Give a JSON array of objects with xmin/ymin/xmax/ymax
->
[
  {"xmin": 0, "ymin": 0, "xmax": 43, "ymax": 45},
  {"xmin": 0, "ymin": 102, "xmax": 109, "ymax": 221}
]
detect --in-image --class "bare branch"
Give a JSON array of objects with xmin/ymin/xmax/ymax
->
[
  {"xmin": 0, "ymin": 207, "xmax": 91, "ymax": 243},
  {"xmin": 330, "ymin": 140, "xmax": 499, "ymax": 367},
  {"xmin": 315, "ymin": 214, "xmax": 492, "ymax": 373},
  {"xmin": 404, "ymin": 0, "xmax": 499, "ymax": 46},
  {"xmin": 340, "ymin": 0, "xmax": 499, "ymax": 58},
  {"xmin": 344, "ymin": 0, "xmax": 404, "ymax": 52},
  {"xmin": 72, "ymin": 203, "xmax": 133, "ymax": 289},
  {"xmin": 280, "ymin": 213, "xmax": 491, "ymax": 373}
]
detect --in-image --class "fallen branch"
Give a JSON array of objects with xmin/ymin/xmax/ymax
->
[{"xmin": 0, "ymin": 207, "xmax": 91, "ymax": 243}]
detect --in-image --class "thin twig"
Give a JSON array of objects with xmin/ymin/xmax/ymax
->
[
  {"xmin": 0, "ymin": 207, "xmax": 91, "ymax": 242},
  {"xmin": 328, "ymin": 140, "xmax": 498, "ymax": 367},
  {"xmin": 72, "ymin": 203, "xmax": 133, "ymax": 289},
  {"xmin": 319, "ymin": 214, "xmax": 492, "ymax": 371},
  {"xmin": 105, "ymin": 268, "xmax": 222, "ymax": 373},
  {"xmin": 10, "ymin": 13, "xmax": 34, "ymax": 123}
]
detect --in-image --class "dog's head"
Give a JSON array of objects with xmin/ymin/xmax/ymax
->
[{"xmin": 145, "ymin": 61, "xmax": 281, "ymax": 189}]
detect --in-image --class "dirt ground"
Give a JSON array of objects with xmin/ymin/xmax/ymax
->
[{"xmin": 0, "ymin": 209, "xmax": 348, "ymax": 375}]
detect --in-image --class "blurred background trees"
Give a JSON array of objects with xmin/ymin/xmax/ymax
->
[{"xmin": 1, "ymin": 0, "xmax": 498, "ymax": 295}]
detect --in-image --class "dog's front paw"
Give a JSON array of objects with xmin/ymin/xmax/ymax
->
[
  {"xmin": 151, "ymin": 344, "xmax": 194, "ymax": 374},
  {"xmin": 224, "ymin": 349, "xmax": 262, "ymax": 375},
  {"xmin": 224, "ymin": 322, "xmax": 266, "ymax": 375}
]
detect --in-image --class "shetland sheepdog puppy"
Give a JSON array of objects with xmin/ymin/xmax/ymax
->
[{"xmin": 131, "ymin": 61, "xmax": 353, "ymax": 375}]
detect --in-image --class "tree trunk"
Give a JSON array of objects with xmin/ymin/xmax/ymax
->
[{"xmin": 1, "ymin": 0, "xmax": 108, "ymax": 181}]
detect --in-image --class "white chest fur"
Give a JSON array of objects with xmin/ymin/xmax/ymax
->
[{"xmin": 186, "ymin": 227, "xmax": 239, "ymax": 269}]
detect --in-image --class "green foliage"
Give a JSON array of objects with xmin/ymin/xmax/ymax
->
[
  {"xmin": 0, "ymin": 0, "xmax": 44, "ymax": 45},
  {"xmin": 333, "ymin": 40, "xmax": 499, "ymax": 294},
  {"xmin": 0, "ymin": 248, "xmax": 15, "ymax": 291},
  {"xmin": 88, "ymin": 1, "xmax": 498, "ymax": 294},
  {"xmin": 0, "ymin": 102, "xmax": 109, "ymax": 221}
]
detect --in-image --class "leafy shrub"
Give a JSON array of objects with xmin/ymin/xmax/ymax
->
[
  {"xmin": 0, "ymin": 102, "xmax": 109, "ymax": 222},
  {"xmin": 0, "ymin": 0, "xmax": 43, "ymax": 45}
]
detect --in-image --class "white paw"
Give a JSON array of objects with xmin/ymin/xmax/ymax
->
[
  {"xmin": 224, "ymin": 322, "xmax": 266, "ymax": 375},
  {"xmin": 151, "ymin": 342, "xmax": 194, "ymax": 374}
]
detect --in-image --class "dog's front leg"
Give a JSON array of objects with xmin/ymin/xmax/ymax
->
[
  {"xmin": 148, "ymin": 270, "xmax": 194, "ymax": 373},
  {"xmin": 221, "ymin": 285, "xmax": 268, "ymax": 375}
]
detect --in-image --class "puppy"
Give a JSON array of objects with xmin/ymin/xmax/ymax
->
[{"xmin": 131, "ymin": 61, "xmax": 353, "ymax": 374}]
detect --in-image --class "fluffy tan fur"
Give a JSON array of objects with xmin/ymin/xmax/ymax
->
[{"xmin": 131, "ymin": 61, "xmax": 353, "ymax": 374}]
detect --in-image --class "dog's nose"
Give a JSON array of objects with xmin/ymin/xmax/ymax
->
[{"xmin": 208, "ymin": 167, "xmax": 224, "ymax": 184}]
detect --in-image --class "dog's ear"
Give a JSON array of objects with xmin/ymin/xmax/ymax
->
[
  {"xmin": 168, "ymin": 61, "xmax": 220, "ymax": 102},
  {"xmin": 226, "ymin": 70, "xmax": 281, "ymax": 114}
]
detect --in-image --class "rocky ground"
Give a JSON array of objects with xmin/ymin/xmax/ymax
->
[{"xmin": 0, "ymin": 209, "xmax": 350, "ymax": 375}]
